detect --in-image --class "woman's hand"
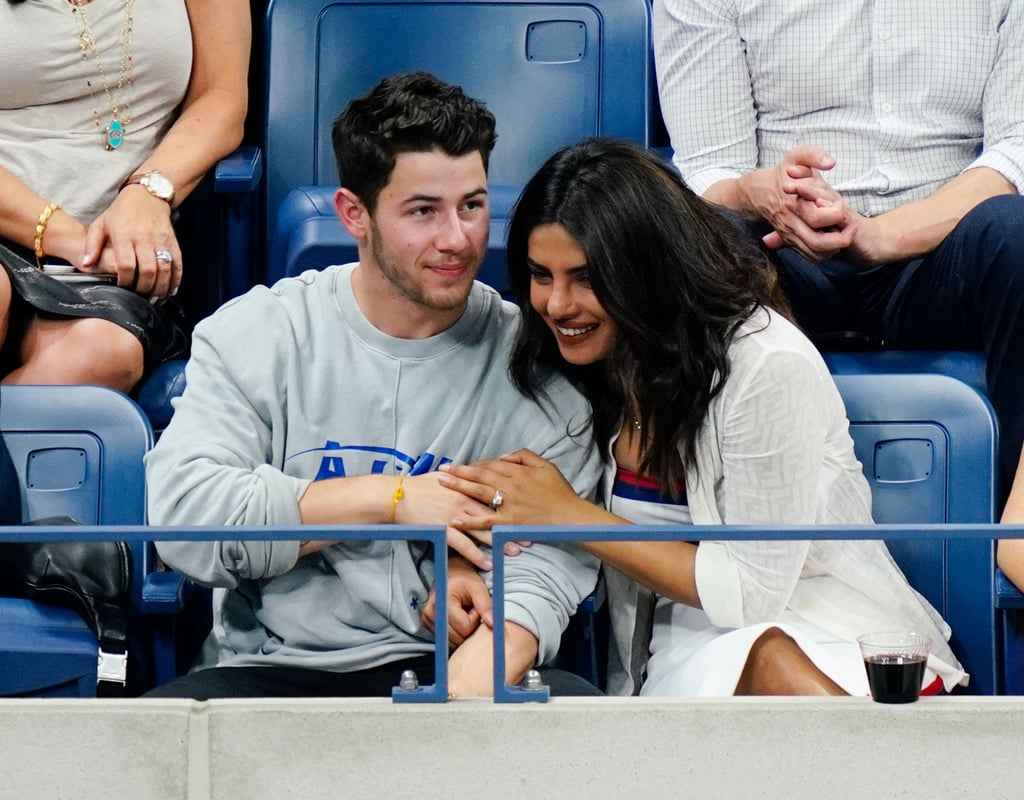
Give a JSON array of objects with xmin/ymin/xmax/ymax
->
[
  {"xmin": 394, "ymin": 472, "xmax": 502, "ymax": 571},
  {"xmin": 421, "ymin": 556, "xmax": 493, "ymax": 649},
  {"xmin": 438, "ymin": 448, "xmax": 589, "ymax": 531},
  {"xmin": 80, "ymin": 188, "xmax": 182, "ymax": 298}
]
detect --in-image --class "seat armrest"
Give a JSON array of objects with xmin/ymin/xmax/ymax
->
[
  {"xmin": 211, "ymin": 146, "xmax": 263, "ymax": 298},
  {"xmin": 578, "ymin": 580, "xmax": 606, "ymax": 615},
  {"xmin": 142, "ymin": 570, "xmax": 188, "ymax": 615},
  {"xmin": 995, "ymin": 568, "xmax": 1024, "ymax": 609},
  {"xmin": 214, "ymin": 146, "xmax": 263, "ymax": 193}
]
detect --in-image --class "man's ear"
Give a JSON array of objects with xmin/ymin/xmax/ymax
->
[{"xmin": 335, "ymin": 187, "xmax": 369, "ymax": 241}]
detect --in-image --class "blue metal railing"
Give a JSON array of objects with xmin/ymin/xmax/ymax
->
[
  {"xmin": 0, "ymin": 524, "xmax": 449, "ymax": 703},
  {"xmin": 7, "ymin": 521, "xmax": 1024, "ymax": 700}
]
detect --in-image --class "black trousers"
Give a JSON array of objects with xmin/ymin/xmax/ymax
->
[
  {"xmin": 143, "ymin": 656, "xmax": 602, "ymax": 699},
  {"xmin": 766, "ymin": 194, "xmax": 1024, "ymax": 502}
]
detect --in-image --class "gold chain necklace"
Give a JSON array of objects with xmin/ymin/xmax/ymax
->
[{"xmin": 69, "ymin": 0, "xmax": 135, "ymax": 150}]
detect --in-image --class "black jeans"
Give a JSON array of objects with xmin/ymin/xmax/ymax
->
[
  {"xmin": 768, "ymin": 194, "xmax": 1024, "ymax": 502},
  {"xmin": 143, "ymin": 656, "xmax": 602, "ymax": 699}
]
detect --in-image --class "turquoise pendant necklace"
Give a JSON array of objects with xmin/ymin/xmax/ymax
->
[
  {"xmin": 105, "ymin": 119, "xmax": 125, "ymax": 150},
  {"xmin": 69, "ymin": 0, "xmax": 135, "ymax": 151}
]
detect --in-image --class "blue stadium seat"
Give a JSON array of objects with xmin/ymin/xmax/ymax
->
[
  {"xmin": 261, "ymin": 0, "xmax": 653, "ymax": 286},
  {"xmin": 137, "ymin": 358, "xmax": 189, "ymax": 439},
  {"xmin": 825, "ymin": 350, "xmax": 999, "ymax": 694},
  {"xmin": 170, "ymin": 145, "xmax": 263, "ymax": 322},
  {"xmin": 138, "ymin": 0, "xmax": 652, "ymax": 430},
  {"xmin": 0, "ymin": 385, "xmax": 153, "ymax": 697}
]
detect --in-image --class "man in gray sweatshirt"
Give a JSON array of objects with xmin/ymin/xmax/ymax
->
[{"xmin": 144, "ymin": 73, "xmax": 603, "ymax": 698}]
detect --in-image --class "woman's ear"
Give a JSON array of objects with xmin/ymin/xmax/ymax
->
[{"xmin": 335, "ymin": 187, "xmax": 369, "ymax": 241}]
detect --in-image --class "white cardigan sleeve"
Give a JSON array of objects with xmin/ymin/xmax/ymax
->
[{"xmin": 692, "ymin": 330, "xmax": 840, "ymax": 628}]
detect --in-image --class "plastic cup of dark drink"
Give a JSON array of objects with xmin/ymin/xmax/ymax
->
[{"xmin": 857, "ymin": 632, "xmax": 932, "ymax": 703}]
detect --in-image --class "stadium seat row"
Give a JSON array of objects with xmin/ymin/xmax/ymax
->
[{"xmin": 3, "ymin": 355, "xmax": 1022, "ymax": 698}]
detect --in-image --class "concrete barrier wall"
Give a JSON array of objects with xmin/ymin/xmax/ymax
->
[{"xmin": 3, "ymin": 697, "xmax": 1024, "ymax": 799}]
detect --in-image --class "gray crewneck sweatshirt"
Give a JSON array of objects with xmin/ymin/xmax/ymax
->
[{"xmin": 146, "ymin": 264, "xmax": 602, "ymax": 672}]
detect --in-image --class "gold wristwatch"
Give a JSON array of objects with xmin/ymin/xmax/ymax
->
[{"xmin": 121, "ymin": 169, "xmax": 176, "ymax": 205}]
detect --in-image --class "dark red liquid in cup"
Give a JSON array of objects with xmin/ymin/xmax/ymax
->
[{"xmin": 864, "ymin": 655, "xmax": 927, "ymax": 703}]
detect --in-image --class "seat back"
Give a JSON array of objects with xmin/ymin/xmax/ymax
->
[
  {"xmin": 826, "ymin": 351, "xmax": 998, "ymax": 694},
  {"xmin": 262, "ymin": 0, "xmax": 653, "ymax": 286},
  {"xmin": 0, "ymin": 386, "xmax": 153, "ymax": 697},
  {"xmin": 2, "ymin": 386, "xmax": 151, "ymax": 526}
]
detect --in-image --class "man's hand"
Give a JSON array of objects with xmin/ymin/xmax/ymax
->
[
  {"xmin": 728, "ymin": 145, "xmax": 854, "ymax": 262},
  {"xmin": 394, "ymin": 473, "xmax": 500, "ymax": 571},
  {"xmin": 422, "ymin": 555, "xmax": 493, "ymax": 649},
  {"xmin": 299, "ymin": 471, "xmax": 502, "ymax": 570},
  {"xmin": 447, "ymin": 620, "xmax": 539, "ymax": 698}
]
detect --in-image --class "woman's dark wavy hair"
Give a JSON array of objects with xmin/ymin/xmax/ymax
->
[
  {"xmin": 331, "ymin": 71, "xmax": 496, "ymax": 213},
  {"xmin": 507, "ymin": 138, "xmax": 789, "ymax": 495}
]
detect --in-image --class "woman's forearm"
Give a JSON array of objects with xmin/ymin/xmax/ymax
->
[{"xmin": 584, "ymin": 538, "xmax": 700, "ymax": 608}]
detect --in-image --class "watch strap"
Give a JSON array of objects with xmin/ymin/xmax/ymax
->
[{"xmin": 120, "ymin": 170, "xmax": 175, "ymax": 204}]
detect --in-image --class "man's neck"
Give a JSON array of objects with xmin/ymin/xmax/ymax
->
[{"xmin": 350, "ymin": 265, "xmax": 467, "ymax": 339}]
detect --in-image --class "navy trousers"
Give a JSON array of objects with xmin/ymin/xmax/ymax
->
[{"xmin": 769, "ymin": 194, "xmax": 1024, "ymax": 502}]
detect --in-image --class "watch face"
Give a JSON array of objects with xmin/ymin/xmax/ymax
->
[{"xmin": 142, "ymin": 172, "xmax": 174, "ymax": 201}]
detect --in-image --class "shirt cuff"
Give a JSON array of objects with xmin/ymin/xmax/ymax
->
[
  {"xmin": 694, "ymin": 541, "xmax": 746, "ymax": 628},
  {"xmin": 682, "ymin": 166, "xmax": 745, "ymax": 198},
  {"xmin": 252, "ymin": 464, "xmax": 310, "ymax": 525},
  {"xmin": 966, "ymin": 145, "xmax": 1024, "ymax": 194}
]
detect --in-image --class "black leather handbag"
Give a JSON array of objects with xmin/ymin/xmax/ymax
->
[{"xmin": 0, "ymin": 535, "xmax": 132, "ymax": 659}]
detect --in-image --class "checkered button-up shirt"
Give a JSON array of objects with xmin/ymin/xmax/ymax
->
[{"xmin": 654, "ymin": 0, "xmax": 1024, "ymax": 217}]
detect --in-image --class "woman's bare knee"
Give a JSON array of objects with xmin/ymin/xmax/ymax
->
[
  {"xmin": 735, "ymin": 627, "xmax": 847, "ymax": 696},
  {"xmin": 9, "ymin": 317, "xmax": 144, "ymax": 392}
]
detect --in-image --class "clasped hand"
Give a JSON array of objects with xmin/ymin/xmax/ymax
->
[
  {"xmin": 743, "ymin": 145, "xmax": 883, "ymax": 265},
  {"xmin": 421, "ymin": 555, "xmax": 494, "ymax": 648}
]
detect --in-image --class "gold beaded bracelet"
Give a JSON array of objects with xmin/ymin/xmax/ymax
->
[
  {"xmin": 388, "ymin": 476, "xmax": 405, "ymax": 523},
  {"xmin": 33, "ymin": 202, "xmax": 61, "ymax": 268}
]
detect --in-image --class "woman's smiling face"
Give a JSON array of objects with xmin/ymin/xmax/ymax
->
[{"xmin": 527, "ymin": 223, "xmax": 617, "ymax": 365}]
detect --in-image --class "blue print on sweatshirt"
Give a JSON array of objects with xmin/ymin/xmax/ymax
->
[{"xmin": 285, "ymin": 441, "xmax": 452, "ymax": 481}]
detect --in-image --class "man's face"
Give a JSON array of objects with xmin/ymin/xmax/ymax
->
[{"xmin": 364, "ymin": 149, "xmax": 489, "ymax": 318}]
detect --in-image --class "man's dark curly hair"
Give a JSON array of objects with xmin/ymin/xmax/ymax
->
[{"xmin": 331, "ymin": 72, "xmax": 497, "ymax": 212}]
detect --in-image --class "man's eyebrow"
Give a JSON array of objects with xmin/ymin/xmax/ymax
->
[{"xmin": 400, "ymin": 187, "xmax": 488, "ymax": 206}]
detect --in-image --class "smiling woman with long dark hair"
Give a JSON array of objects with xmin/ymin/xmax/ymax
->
[{"xmin": 439, "ymin": 138, "xmax": 967, "ymax": 698}]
